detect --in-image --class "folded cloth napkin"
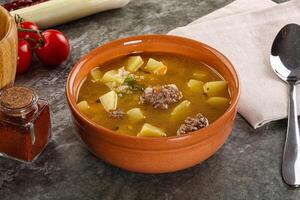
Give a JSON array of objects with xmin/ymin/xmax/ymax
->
[
  {"xmin": 188, "ymin": 0, "xmax": 276, "ymax": 25},
  {"xmin": 169, "ymin": 0, "xmax": 300, "ymax": 128}
]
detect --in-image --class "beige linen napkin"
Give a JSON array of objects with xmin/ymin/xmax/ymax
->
[
  {"xmin": 169, "ymin": 0, "xmax": 300, "ymax": 128},
  {"xmin": 188, "ymin": 0, "xmax": 276, "ymax": 25}
]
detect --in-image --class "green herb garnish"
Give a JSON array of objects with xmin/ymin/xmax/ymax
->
[
  {"xmin": 123, "ymin": 75, "xmax": 136, "ymax": 85},
  {"xmin": 123, "ymin": 75, "xmax": 144, "ymax": 92}
]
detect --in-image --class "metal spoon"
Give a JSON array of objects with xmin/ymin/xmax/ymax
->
[{"xmin": 271, "ymin": 23, "xmax": 300, "ymax": 187}]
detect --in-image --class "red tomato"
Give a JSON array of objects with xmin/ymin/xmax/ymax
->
[
  {"xmin": 18, "ymin": 21, "xmax": 41, "ymax": 47},
  {"xmin": 35, "ymin": 29, "xmax": 70, "ymax": 66},
  {"xmin": 17, "ymin": 39, "xmax": 32, "ymax": 75}
]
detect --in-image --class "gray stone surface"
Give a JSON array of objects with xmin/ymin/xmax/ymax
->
[{"xmin": 0, "ymin": 0, "xmax": 297, "ymax": 199}]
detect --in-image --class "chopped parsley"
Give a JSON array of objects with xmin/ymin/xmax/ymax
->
[{"xmin": 123, "ymin": 75, "xmax": 144, "ymax": 92}]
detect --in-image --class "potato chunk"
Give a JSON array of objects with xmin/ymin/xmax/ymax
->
[
  {"xmin": 144, "ymin": 58, "xmax": 167, "ymax": 75},
  {"xmin": 193, "ymin": 71, "xmax": 210, "ymax": 82},
  {"xmin": 137, "ymin": 123, "xmax": 167, "ymax": 137},
  {"xmin": 101, "ymin": 70, "xmax": 124, "ymax": 85},
  {"xmin": 127, "ymin": 108, "xmax": 145, "ymax": 123},
  {"xmin": 90, "ymin": 68, "xmax": 102, "ymax": 82},
  {"xmin": 77, "ymin": 101, "xmax": 90, "ymax": 114},
  {"xmin": 207, "ymin": 97, "xmax": 230, "ymax": 109},
  {"xmin": 171, "ymin": 100, "xmax": 191, "ymax": 119},
  {"xmin": 126, "ymin": 56, "xmax": 144, "ymax": 72},
  {"xmin": 99, "ymin": 91, "xmax": 118, "ymax": 112},
  {"xmin": 203, "ymin": 81, "xmax": 228, "ymax": 97},
  {"xmin": 187, "ymin": 79, "xmax": 204, "ymax": 93}
]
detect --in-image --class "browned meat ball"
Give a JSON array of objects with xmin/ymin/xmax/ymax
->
[
  {"xmin": 177, "ymin": 114, "xmax": 209, "ymax": 135},
  {"xmin": 140, "ymin": 84, "xmax": 183, "ymax": 109},
  {"xmin": 108, "ymin": 110, "xmax": 125, "ymax": 119}
]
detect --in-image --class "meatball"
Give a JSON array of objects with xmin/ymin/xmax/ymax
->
[
  {"xmin": 140, "ymin": 84, "xmax": 183, "ymax": 109},
  {"xmin": 177, "ymin": 114, "xmax": 209, "ymax": 135}
]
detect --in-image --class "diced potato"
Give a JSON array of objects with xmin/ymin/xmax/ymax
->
[
  {"xmin": 144, "ymin": 58, "xmax": 167, "ymax": 75},
  {"xmin": 127, "ymin": 108, "xmax": 145, "ymax": 123},
  {"xmin": 187, "ymin": 79, "xmax": 204, "ymax": 93},
  {"xmin": 193, "ymin": 71, "xmax": 210, "ymax": 82},
  {"xmin": 126, "ymin": 56, "xmax": 144, "ymax": 72},
  {"xmin": 171, "ymin": 100, "xmax": 191, "ymax": 119},
  {"xmin": 77, "ymin": 101, "xmax": 90, "ymax": 114},
  {"xmin": 101, "ymin": 70, "xmax": 124, "ymax": 85},
  {"xmin": 137, "ymin": 123, "xmax": 167, "ymax": 137},
  {"xmin": 90, "ymin": 68, "xmax": 102, "ymax": 82},
  {"xmin": 104, "ymin": 82, "xmax": 115, "ymax": 90},
  {"xmin": 203, "ymin": 81, "xmax": 228, "ymax": 97},
  {"xmin": 207, "ymin": 97, "xmax": 230, "ymax": 109},
  {"xmin": 99, "ymin": 91, "xmax": 118, "ymax": 112}
]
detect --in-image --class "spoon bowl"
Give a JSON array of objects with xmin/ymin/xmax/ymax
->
[{"xmin": 271, "ymin": 24, "xmax": 300, "ymax": 83}]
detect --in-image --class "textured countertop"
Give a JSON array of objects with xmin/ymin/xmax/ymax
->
[{"xmin": 0, "ymin": 0, "xmax": 297, "ymax": 200}]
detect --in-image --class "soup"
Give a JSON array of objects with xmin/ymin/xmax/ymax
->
[{"xmin": 77, "ymin": 53, "xmax": 231, "ymax": 137}]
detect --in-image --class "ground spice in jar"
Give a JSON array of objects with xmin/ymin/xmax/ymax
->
[{"xmin": 0, "ymin": 86, "xmax": 51, "ymax": 162}]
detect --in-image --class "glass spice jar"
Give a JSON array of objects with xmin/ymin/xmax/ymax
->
[{"xmin": 0, "ymin": 86, "xmax": 51, "ymax": 162}]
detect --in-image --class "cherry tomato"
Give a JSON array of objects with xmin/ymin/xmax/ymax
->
[
  {"xmin": 17, "ymin": 39, "xmax": 32, "ymax": 75},
  {"xmin": 35, "ymin": 29, "xmax": 70, "ymax": 66},
  {"xmin": 18, "ymin": 21, "xmax": 41, "ymax": 47}
]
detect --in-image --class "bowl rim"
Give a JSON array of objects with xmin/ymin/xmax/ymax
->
[
  {"xmin": 66, "ymin": 34, "xmax": 240, "ymax": 143},
  {"xmin": 0, "ymin": 6, "xmax": 13, "ymax": 45}
]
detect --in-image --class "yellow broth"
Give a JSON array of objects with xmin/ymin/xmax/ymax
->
[{"xmin": 77, "ymin": 53, "xmax": 231, "ymax": 136}]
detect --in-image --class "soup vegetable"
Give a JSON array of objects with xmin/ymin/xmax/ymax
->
[{"xmin": 77, "ymin": 53, "xmax": 231, "ymax": 137}]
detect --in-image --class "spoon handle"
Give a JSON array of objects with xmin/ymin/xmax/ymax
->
[{"xmin": 282, "ymin": 83, "xmax": 300, "ymax": 187}]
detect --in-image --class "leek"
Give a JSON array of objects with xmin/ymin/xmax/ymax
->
[{"xmin": 10, "ymin": 0, "xmax": 130, "ymax": 29}]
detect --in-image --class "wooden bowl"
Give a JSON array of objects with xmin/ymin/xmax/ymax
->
[
  {"xmin": 66, "ymin": 35, "xmax": 240, "ymax": 173},
  {"xmin": 0, "ymin": 6, "xmax": 17, "ymax": 90}
]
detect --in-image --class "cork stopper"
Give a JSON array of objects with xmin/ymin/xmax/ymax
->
[{"xmin": 0, "ymin": 87, "xmax": 34, "ymax": 109}]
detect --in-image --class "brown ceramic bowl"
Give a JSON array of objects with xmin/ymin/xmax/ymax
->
[{"xmin": 66, "ymin": 35, "xmax": 240, "ymax": 173}]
